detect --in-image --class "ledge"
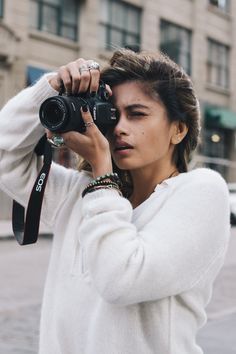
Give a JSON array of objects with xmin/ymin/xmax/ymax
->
[
  {"xmin": 0, "ymin": 20, "xmax": 21, "ymax": 41},
  {"xmin": 206, "ymin": 83, "xmax": 231, "ymax": 96},
  {"xmin": 29, "ymin": 29, "xmax": 80, "ymax": 51},
  {"xmin": 207, "ymin": 4, "xmax": 231, "ymax": 21}
]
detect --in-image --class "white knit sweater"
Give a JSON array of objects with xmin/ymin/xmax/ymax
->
[{"xmin": 0, "ymin": 75, "xmax": 231, "ymax": 354}]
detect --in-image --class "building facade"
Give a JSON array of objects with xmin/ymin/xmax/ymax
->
[{"xmin": 1, "ymin": 0, "xmax": 236, "ymax": 216}]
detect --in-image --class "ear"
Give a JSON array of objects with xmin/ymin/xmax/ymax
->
[{"xmin": 171, "ymin": 121, "xmax": 188, "ymax": 145}]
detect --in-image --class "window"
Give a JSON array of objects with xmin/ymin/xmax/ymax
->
[
  {"xmin": 29, "ymin": 0, "xmax": 79, "ymax": 41},
  {"xmin": 26, "ymin": 66, "xmax": 49, "ymax": 86},
  {"xmin": 0, "ymin": 0, "xmax": 3, "ymax": 18},
  {"xmin": 209, "ymin": 0, "xmax": 230, "ymax": 12},
  {"xmin": 100, "ymin": 0, "xmax": 141, "ymax": 51},
  {"xmin": 201, "ymin": 128, "xmax": 227, "ymax": 176},
  {"xmin": 207, "ymin": 39, "xmax": 229, "ymax": 89},
  {"xmin": 160, "ymin": 20, "xmax": 192, "ymax": 75}
]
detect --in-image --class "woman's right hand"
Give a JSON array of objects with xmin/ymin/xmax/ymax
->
[
  {"xmin": 46, "ymin": 58, "xmax": 113, "ymax": 178},
  {"xmin": 48, "ymin": 58, "xmax": 109, "ymax": 95}
]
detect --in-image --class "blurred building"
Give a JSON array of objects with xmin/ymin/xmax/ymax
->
[{"xmin": 1, "ymin": 0, "xmax": 236, "ymax": 216}]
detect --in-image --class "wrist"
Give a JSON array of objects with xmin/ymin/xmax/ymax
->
[
  {"xmin": 92, "ymin": 162, "xmax": 113, "ymax": 179},
  {"xmin": 48, "ymin": 74, "xmax": 61, "ymax": 92},
  {"xmin": 82, "ymin": 172, "xmax": 122, "ymax": 198}
]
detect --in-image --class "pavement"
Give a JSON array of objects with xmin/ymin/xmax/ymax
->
[{"xmin": 0, "ymin": 221, "xmax": 236, "ymax": 354}]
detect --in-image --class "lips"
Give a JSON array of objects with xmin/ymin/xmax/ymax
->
[{"xmin": 114, "ymin": 141, "xmax": 134, "ymax": 151}]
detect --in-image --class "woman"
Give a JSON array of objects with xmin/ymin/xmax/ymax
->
[{"xmin": 0, "ymin": 49, "xmax": 230, "ymax": 353}]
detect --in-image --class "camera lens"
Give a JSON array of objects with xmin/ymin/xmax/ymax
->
[
  {"xmin": 40, "ymin": 98, "xmax": 67, "ymax": 131},
  {"xmin": 44, "ymin": 103, "xmax": 63, "ymax": 125}
]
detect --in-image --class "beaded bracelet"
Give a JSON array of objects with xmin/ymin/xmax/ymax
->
[
  {"xmin": 83, "ymin": 184, "xmax": 122, "ymax": 197},
  {"xmin": 87, "ymin": 172, "xmax": 122, "ymax": 189},
  {"xmin": 82, "ymin": 180, "xmax": 122, "ymax": 198}
]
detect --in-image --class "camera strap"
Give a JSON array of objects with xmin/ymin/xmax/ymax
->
[{"xmin": 12, "ymin": 135, "xmax": 52, "ymax": 245}]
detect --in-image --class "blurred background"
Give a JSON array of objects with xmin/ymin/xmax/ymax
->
[
  {"xmin": 1, "ymin": 0, "xmax": 236, "ymax": 219},
  {"xmin": 0, "ymin": 0, "xmax": 236, "ymax": 353}
]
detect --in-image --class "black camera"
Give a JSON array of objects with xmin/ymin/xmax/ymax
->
[{"xmin": 39, "ymin": 82, "xmax": 117, "ymax": 134}]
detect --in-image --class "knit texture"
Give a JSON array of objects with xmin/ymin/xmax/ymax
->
[{"xmin": 0, "ymin": 75, "xmax": 231, "ymax": 354}]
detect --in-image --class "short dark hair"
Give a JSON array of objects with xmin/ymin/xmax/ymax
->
[{"xmin": 101, "ymin": 48, "xmax": 201, "ymax": 173}]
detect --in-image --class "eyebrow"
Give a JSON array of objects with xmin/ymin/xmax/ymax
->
[{"xmin": 125, "ymin": 104, "xmax": 150, "ymax": 111}]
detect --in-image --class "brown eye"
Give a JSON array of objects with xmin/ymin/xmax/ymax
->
[{"xmin": 129, "ymin": 112, "xmax": 146, "ymax": 117}]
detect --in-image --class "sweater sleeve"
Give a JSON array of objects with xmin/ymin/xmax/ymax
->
[
  {"xmin": 0, "ymin": 75, "xmax": 81, "ymax": 227},
  {"xmin": 78, "ymin": 170, "xmax": 230, "ymax": 305}
]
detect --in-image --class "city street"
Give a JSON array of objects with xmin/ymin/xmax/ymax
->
[{"xmin": 0, "ymin": 228, "xmax": 236, "ymax": 354}]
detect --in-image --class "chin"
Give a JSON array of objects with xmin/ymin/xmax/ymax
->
[{"xmin": 113, "ymin": 159, "xmax": 142, "ymax": 171}]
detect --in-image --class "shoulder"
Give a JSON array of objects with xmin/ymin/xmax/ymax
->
[
  {"xmin": 163, "ymin": 169, "xmax": 230, "ymax": 230},
  {"xmin": 166, "ymin": 168, "xmax": 229, "ymax": 204},
  {"xmin": 170, "ymin": 168, "xmax": 229, "ymax": 211},
  {"xmin": 174, "ymin": 167, "xmax": 228, "ymax": 191},
  {"xmin": 187, "ymin": 167, "xmax": 228, "ymax": 193}
]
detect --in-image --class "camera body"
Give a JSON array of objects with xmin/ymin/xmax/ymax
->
[{"xmin": 39, "ymin": 83, "xmax": 117, "ymax": 134}]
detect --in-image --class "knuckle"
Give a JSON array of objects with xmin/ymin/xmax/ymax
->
[
  {"xmin": 58, "ymin": 66, "xmax": 66, "ymax": 75},
  {"xmin": 64, "ymin": 78, "xmax": 71, "ymax": 86},
  {"xmin": 67, "ymin": 62, "xmax": 76, "ymax": 70},
  {"xmin": 81, "ymin": 72, "xmax": 90, "ymax": 81},
  {"xmin": 76, "ymin": 58, "xmax": 85, "ymax": 65}
]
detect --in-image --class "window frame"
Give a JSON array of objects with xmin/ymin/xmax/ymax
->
[
  {"xmin": 100, "ymin": 0, "xmax": 142, "ymax": 51},
  {"xmin": 0, "ymin": 0, "xmax": 4, "ymax": 18},
  {"xmin": 207, "ymin": 38, "xmax": 230, "ymax": 89},
  {"xmin": 30, "ymin": 0, "xmax": 79, "ymax": 41},
  {"xmin": 208, "ymin": 0, "xmax": 230, "ymax": 13},
  {"xmin": 160, "ymin": 19, "xmax": 192, "ymax": 75}
]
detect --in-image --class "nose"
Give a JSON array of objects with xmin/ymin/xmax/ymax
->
[{"xmin": 113, "ymin": 114, "xmax": 129, "ymax": 137}]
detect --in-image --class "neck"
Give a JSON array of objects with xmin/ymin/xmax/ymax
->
[{"xmin": 129, "ymin": 163, "xmax": 179, "ymax": 208}]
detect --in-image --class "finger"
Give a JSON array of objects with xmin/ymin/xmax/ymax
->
[
  {"xmin": 45, "ymin": 129, "xmax": 53, "ymax": 139},
  {"xmin": 105, "ymin": 84, "xmax": 112, "ymax": 96},
  {"xmin": 78, "ymin": 69, "xmax": 91, "ymax": 93},
  {"xmin": 67, "ymin": 62, "xmax": 81, "ymax": 94},
  {"xmin": 89, "ymin": 68, "xmax": 100, "ymax": 93},
  {"xmin": 58, "ymin": 66, "xmax": 72, "ymax": 93},
  {"xmin": 75, "ymin": 58, "xmax": 91, "ymax": 93},
  {"xmin": 87, "ymin": 60, "xmax": 100, "ymax": 93},
  {"xmin": 48, "ymin": 73, "xmax": 62, "ymax": 92},
  {"xmin": 80, "ymin": 105, "xmax": 96, "ymax": 133}
]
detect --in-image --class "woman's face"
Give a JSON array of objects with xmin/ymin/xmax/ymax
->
[{"xmin": 107, "ymin": 81, "xmax": 178, "ymax": 172}]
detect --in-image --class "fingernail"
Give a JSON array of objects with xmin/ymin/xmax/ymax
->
[
  {"xmin": 82, "ymin": 104, "xmax": 88, "ymax": 112},
  {"xmin": 90, "ymin": 91, "xmax": 97, "ymax": 97}
]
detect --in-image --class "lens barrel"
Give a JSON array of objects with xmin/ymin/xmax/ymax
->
[{"xmin": 39, "ymin": 97, "xmax": 68, "ymax": 131}]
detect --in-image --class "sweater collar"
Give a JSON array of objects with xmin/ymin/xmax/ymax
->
[{"xmin": 154, "ymin": 172, "xmax": 183, "ymax": 191}]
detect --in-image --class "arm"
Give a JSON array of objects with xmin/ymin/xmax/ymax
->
[
  {"xmin": 0, "ymin": 75, "xmax": 80, "ymax": 227},
  {"xmin": 78, "ymin": 170, "xmax": 230, "ymax": 305}
]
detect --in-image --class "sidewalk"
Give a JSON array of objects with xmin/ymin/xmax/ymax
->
[{"xmin": 0, "ymin": 237, "xmax": 51, "ymax": 354}]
